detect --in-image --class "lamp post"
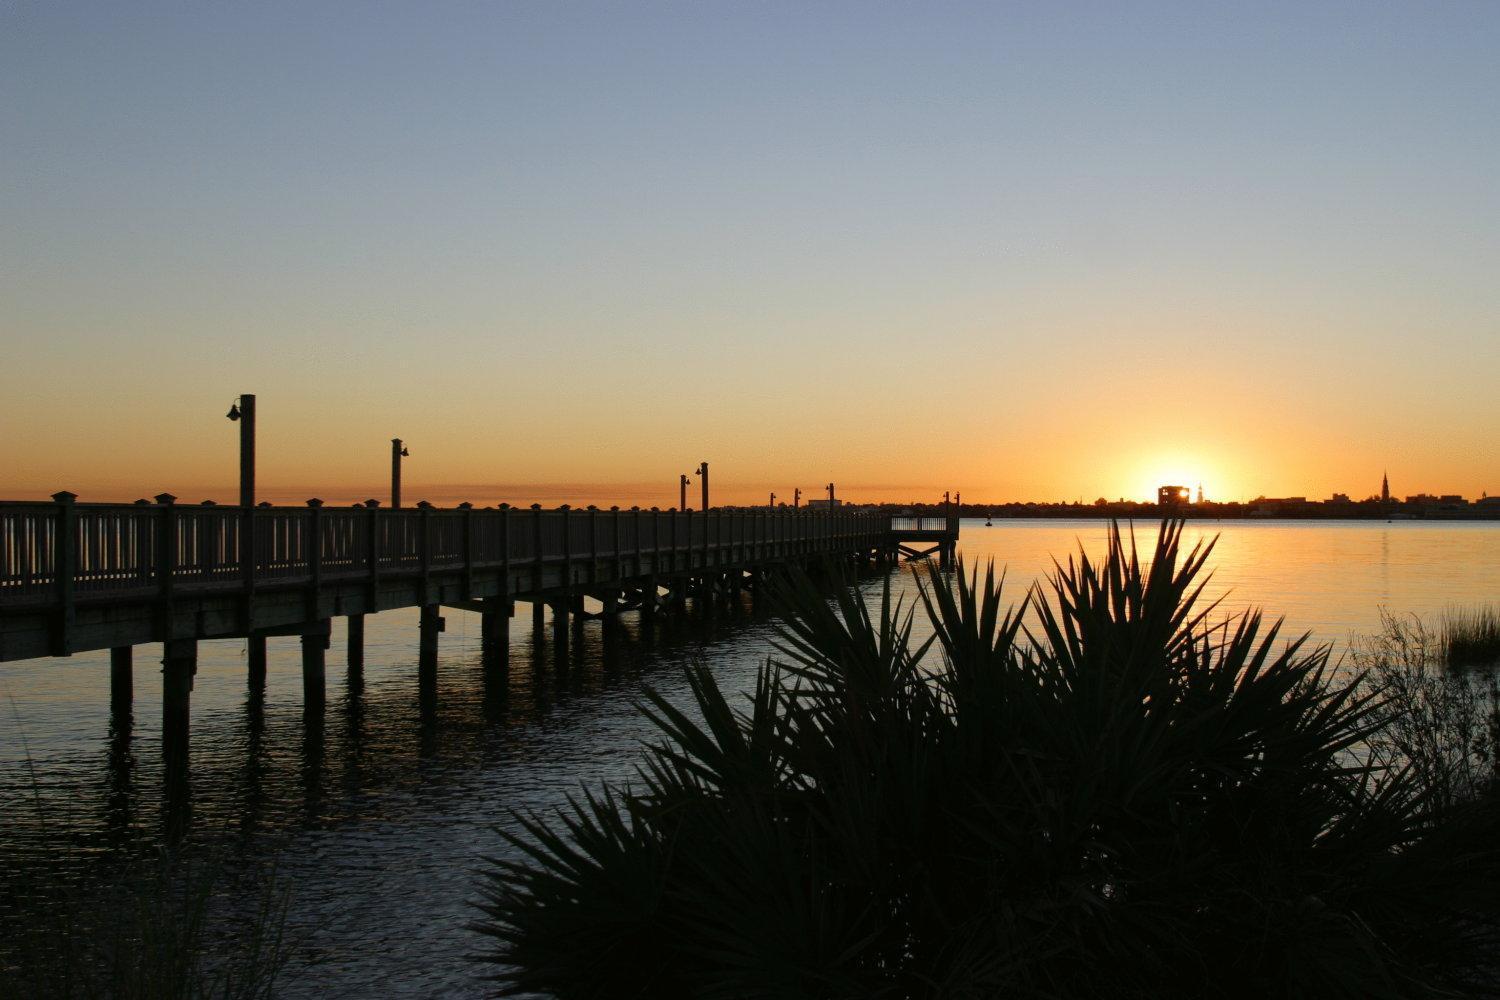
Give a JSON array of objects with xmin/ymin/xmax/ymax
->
[
  {"xmin": 793, "ymin": 487, "xmax": 801, "ymax": 509},
  {"xmin": 391, "ymin": 439, "xmax": 409, "ymax": 509},
  {"xmin": 697, "ymin": 461, "xmax": 709, "ymax": 511},
  {"xmin": 769, "ymin": 491, "xmax": 776, "ymax": 509},
  {"xmin": 679, "ymin": 473, "xmax": 690, "ymax": 511},
  {"xmin": 225, "ymin": 394, "xmax": 255, "ymax": 507},
  {"xmin": 827, "ymin": 482, "xmax": 835, "ymax": 504}
]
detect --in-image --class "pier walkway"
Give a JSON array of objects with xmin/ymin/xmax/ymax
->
[{"xmin": 0, "ymin": 495, "xmax": 958, "ymax": 762}]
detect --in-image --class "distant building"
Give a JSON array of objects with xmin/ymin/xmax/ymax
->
[
  {"xmin": 805, "ymin": 498, "xmax": 842, "ymax": 508},
  {"xmin": 1329, "ymin": 493, "xmax": 1351, "ymax": 503},
  {"xmin": 1158, "ymin": 485, "xmax": 1191, "ymax": 506}
]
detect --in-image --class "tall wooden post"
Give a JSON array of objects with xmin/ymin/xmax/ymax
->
[
  {"xmin": 391, "ymin": 438, "xmax": 405, "ymax": 509},
  {"xmin": 237, "ymin": 393, "xmax": 256, "ymax": 508},
  {"xmin": 532, "ymin": 599, "xmax": 546, "ymax": 639},
  {"xmin": 51, "ymin": 491, "xmax": 77, "ymax": 656},
  {"xmin": 698, "ymin": 461, "xmax": 709, "ymax": 512}
]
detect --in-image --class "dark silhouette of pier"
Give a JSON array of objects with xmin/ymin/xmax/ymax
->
[{"xmin": 0, "ymin": 490, "xmax": 958, "ymax": 780}]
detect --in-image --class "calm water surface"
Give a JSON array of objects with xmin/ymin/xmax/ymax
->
[{"xmin": 3, "ymin": 519, "xmax": 1499, "ymax": 996}]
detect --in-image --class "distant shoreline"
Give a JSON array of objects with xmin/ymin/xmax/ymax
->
[{"xmin": 935, "ymin": 506, "xmax": 1500, "ymax": 522}]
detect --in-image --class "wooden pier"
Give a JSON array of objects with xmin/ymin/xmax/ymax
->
[{"xmin": 0, "ymin": 494, "xmax": 958, "ymax": 767}]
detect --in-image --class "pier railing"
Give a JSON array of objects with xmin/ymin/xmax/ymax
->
[{"xmin": 0, "ymin": 497, "xmax": 893, "ymax": 609}]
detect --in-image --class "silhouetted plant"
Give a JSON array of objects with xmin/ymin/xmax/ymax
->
[
  {"xmin": 1442, "ymin": 605, "xmax": 1500, "ymax": 670},
  {"xmin": 475, "ymin": 521, "xmax": 1500, "ymax": 999},
  {"xmin": 0, "ymin": 851, "xmax": 290, "ymax": 1000},
  {"xmin": 1354, "ymin": 609, "xmax": 1500, "ymax": 811}
]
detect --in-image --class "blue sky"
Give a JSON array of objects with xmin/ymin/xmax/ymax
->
[{"xmin": 3, "ymin": 2, "xmax": 1497, "ymax": 503}]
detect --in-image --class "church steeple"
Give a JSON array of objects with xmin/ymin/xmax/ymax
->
[{"xmin": 1381, "ymin": 470, "xmax": 1390, "ymax": 503}]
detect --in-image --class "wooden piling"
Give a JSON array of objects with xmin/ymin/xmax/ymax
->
[
  {"xmin": 481, "ymin": 598, "xmax": 510, "ymax": 685},
  {"xmin": 248, "ymin": 634, "xmax": 267, "ymax": 690},
  {"xmin": 347, "ymin": 614, "xmax": 365, "ymax": 674},
  {"xmin": 110, "ymin": 646, "xmax": 133, "ymax": 708},
  {"xmin": 417, "ymin": 605, "xmax": 438, "ymax": 677},
  {"xmin": 302, "ymin": 619, "xmax": 329, "ymax": 710},
  {"xmin": 161, "ymin": 637, "xmax": 195, "ymax": 774}
]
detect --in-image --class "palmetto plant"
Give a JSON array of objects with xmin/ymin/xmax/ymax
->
[{"xmin": 475, "ymin": 521, "xmax": 1499, "ymax": 999}]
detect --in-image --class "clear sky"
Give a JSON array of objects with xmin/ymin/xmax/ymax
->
[{"xmin": 3, "ymin": 2, "xmax": 1497, "ymax": 507}]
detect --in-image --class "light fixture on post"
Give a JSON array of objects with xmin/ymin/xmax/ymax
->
[{"xmin": 226, "ymin": 394, "xmax": 255, "ymax": 508}]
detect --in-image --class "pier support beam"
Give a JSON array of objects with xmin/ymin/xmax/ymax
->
[
  {"xmin": 419, "ymin": 605, "xmax": 442, "ymax": 704},
  {"xmin": 532, "ymin": 600, "xmax": 546, "ymax": 639},
  {"xmin": 247, "ymin": 634, "xmax": 267, "ymax": 690},
  {"xmin": 162, "ymin": 638, "xmax": 196, "ymax": 775},
  {"xmin": 550, "ymin": 598, "xmax": 570, "ymax": 657},
  {"xmin": 347, "ymin": 614, "xmax": 365, "ymax": 674},
  {"xmin": 481, "ymin": 599, "xmax": 510, "ymax": 688},
  {"xmin": 110, "ymin": 646, "xmax": 133, "ymax": 709},
  {"xmin": 302, "ymin": 619, "xmax": 330, "ymax": 711}
]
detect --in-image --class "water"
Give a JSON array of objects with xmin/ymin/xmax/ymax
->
[{"xmin": 3, "ymin": 518, "xmax": 1499, "ymax": 996}]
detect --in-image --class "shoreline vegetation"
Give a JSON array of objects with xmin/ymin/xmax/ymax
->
[
  {"xmin": 4, "ymin": 523, "xmax": 1498, "ymax": 997},
  {"xmin": 478, "ymin": 521, "xmax": 1500, "ymax": 999},
  {"xmin": 0, "ymin": 850, "xmax": 290, "ymax": 1000}
]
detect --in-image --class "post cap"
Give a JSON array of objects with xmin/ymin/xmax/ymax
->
[
  {"xmin": 530, "ymin": 503, "xmax": 542, "ymax": 510},
  {"xmin": 631, "ymin": 505, "xmax": 640, "ymax": 511},
  {"xmin": 364, "ymin": 499, "xmax": 381, "ymax": 508},
  {"xmin": 155, "ymin": 493, "xmax": 177, "ymax": 505},
  {"xmin": 200, "ymin": 500, "xmax": 217, "ymax": 506},
  {"xmin": 306, "ymin": 498, "xmax": 324, "ymax": 508},
  {"xmin": 257, "ymin": 501, "xmax": 273, "ymax": 508},
  {"xmin": 458, "ymin": 501, "xmax": 473, "ymax": 510},
  {"xmin": 559, "ymin": 503, "xmax": 571, "ymax": 511},
  {"xmin": 651, "ymin": 506, "xmax": 659, "ymax": 511},
  {"xmin": 587, "ymin": 504, "xmax": 598, "ymax": 511},
  {"xmin": 416, "ymin": 500, "xmax": 433, "ymax": 509},
  {"xmin": 499, "ymin": 503, "xmax": 511, "ymax": 510},
  {"xmin": 51, "ymin": 491, "xmax": 78, "ymax": 504},
  {"xmin": 134, "ymin": 498, "xmax": 151, "ymax": 506}
]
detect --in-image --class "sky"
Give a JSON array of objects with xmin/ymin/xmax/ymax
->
[{"xmin": 3, "ymin": 2, "xmax": 1497, "ymax": 507}]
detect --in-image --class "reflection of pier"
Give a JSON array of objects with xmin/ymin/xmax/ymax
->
[{"xmin": 0, "ymin": 496, "xmax": 958, "ymax": 780}]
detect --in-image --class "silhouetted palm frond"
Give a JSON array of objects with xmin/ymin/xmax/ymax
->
[{"xmin": 474, "ymin": 521, "xmax": 1500, "ymax": 999}]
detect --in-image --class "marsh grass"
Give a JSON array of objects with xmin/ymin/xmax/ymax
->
[
  {"xmin": 1442, "ymin": 605, "xmax": 1500, "ymax": 669},
  {"xmin": 476, "ymin": 521, "xmax": 1500, "ymax": 999},
  {"xmin": 0, "ymin": 850, "xmax": 291, "ymax": 1000}
]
